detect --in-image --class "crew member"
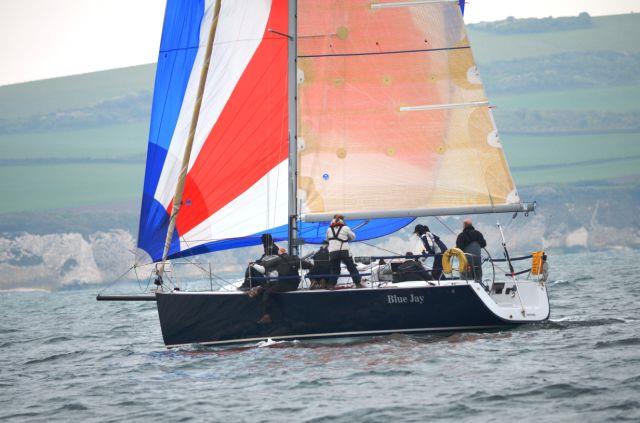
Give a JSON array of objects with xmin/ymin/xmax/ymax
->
[
  {"xmin": 247, "ymin": 248, "xmax": 312, "ymax": 324},
  {"xmin": 308, "ymin": 240, "xmax": 331, "ymax": 289},
  {"xmin": 239, "ymin": 233, "xmax": 280, "ymax": 291},
  {"xmin": 413, "ymin": 224, "xmax": 447, "ymax": 280},
  {"xmin": 326, "ymin": 215, "xmax": 362, "ymax": 288},
  {"xmin": 455, "ymin": 218, "xmax": 487, "ymax": 281},
  {"xmin": 397, "ymin": 252, "xmax": 432, "ymax": 282}
]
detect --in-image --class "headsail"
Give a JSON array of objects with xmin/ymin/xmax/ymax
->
[
  {"xmin": 297, "ymin": 0, "xmax": 524, "ymax": 222},
  {"xmin": 137, "ymin": 0, "xmax": 289, "ymax": 263},
  {"xmin": 136, "ymin": 0, "xmax": 414, "ymax": 263}
]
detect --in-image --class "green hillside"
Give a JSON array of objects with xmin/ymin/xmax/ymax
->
[
  {"xmin": 0, "ymin": 163, "xmax": 143, "ymax": 213},
  {"xmin": 0, "ymin": 64, "xmax": 154, "ymax": 120},
  {"xmin": 492, "ymin": 85, "xmax": 640, "ymax": 113},
  {"xmin": 0, "ymin": 122, "xmax": 147, "ymax": 160},
  {"xmin": 0, "ymin": 13, "xmax": 638, "ymax": 219},
  {"xmin": 504, "ymin": 133, "xmax": 640, "ymax": 186},
  {"xmin": 468, "ymin": 13, "xmax": 640, "ymax": 63}
]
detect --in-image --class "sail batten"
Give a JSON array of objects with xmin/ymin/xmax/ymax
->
[
  {"xmin": 400, "ymin": 100, "xmax": 489, "ymax": 112},
  {"xmin": 371, "ymin": 0, "xmax": 459, "ymax": 9}
]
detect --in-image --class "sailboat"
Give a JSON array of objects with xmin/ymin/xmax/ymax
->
[{"xmin": 98, "ymin": 0, "xmax": 550, "ymax": 347}]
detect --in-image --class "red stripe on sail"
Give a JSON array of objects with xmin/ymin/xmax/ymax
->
[{"xmin": 175, "ymin": 0, "xmax": 289, "ymax": 236}]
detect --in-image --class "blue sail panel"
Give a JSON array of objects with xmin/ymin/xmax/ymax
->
[
  {"xmin": 137, "ymin": 0, "xmax": 206, "ymax": 261},
  {"xmin": 166, "ymin": 218, "xmax": 415, "ymax": 261}
]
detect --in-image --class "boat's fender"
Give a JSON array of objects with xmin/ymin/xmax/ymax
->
[
  {"xmin": 531, "ymin": 251, "xmax": 546, "ymax": 275},
  {"xmin": 442, "ymin": 248, "xmax": 468, "ymax": 274}
]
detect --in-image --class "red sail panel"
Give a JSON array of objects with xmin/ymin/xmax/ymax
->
[{"xmin": 175, "ymin": 0, "xmax": 289, "ymax": 237}]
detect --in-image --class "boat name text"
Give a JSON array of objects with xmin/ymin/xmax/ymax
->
[{"xmin": 387, "ymin": 294, "xmax": 424, "ymax": 305}]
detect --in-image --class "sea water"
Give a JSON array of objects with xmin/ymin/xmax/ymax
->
[{"xmin": 1, "ymin": 250, "xmax": 639, "ymax": 422}]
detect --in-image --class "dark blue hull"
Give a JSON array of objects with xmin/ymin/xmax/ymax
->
[{"xmin": 156, "ymin": 285, "xmax": 519, "ymax": 347}]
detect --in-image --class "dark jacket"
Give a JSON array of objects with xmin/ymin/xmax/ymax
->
[
  {"xmin": 456, "ymin": 225, "xmax": 487, "ymax": 252},
  {"xmin": 273, "ymin": 253, "xmax": 312, "ymax": 278},
  {"xmin": 308, "ymin": 246, "xmax": 331, "ymax": 278}
]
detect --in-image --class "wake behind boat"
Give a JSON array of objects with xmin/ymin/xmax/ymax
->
[{"xmin": 98, "ymin": 0, "xmax": 550, "ymax": 347}]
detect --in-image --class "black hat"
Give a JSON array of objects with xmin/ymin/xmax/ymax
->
[{"xmin": 413, "ymin": 224, "xmax": 427, "ymax": 234}]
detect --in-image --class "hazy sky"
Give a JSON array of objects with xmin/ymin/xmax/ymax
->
[{"xmin": 0, "ymin": 0, "xmax": 638, "ymax": 86}]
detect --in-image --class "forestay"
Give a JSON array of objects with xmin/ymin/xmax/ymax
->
[
  {"xmin": 297, "ymin": 0, "xmax": 521, "ymax": 222},
  {"xmin": 136, "ymin": 0, "xmax": 418, "ymax": 264}
]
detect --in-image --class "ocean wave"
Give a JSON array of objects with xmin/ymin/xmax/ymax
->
[
  {"xmin": 543, "ymin": 317, "xmax": 628, "ymax": 329},
  {"xmin": 595, "ymin": 337, "xmax": 640, "ymax": 349},
  {"xmin": 573, "ymin": 276, "xmax": 595, "ymax": 282},
  {"xmin": 510, "ymin": 383, "xmax": 607, "ymax": 399},
  {"xmin": 43, "ymin": 336, "xmax": 73, "ymax": 344},
  {"xmin": 24, "ymin": 351, "xmax": 84, "ymax": 365},
  {"xmin": 256, "ymin": 338, "xmax": 287, "ymax": 348}
]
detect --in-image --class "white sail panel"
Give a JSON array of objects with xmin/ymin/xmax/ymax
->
[{"xmin": 180, "ymin": 159, "xmax": 289, "ymax": 250}]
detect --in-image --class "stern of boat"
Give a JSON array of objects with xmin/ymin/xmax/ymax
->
[{"xmin": 471, "ymin": 278, "xmax": 550, "ymax": 323}]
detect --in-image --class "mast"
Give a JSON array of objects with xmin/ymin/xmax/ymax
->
[
  {"xmin": 287, "ymin": 0, "xmax": 299, "ymax": 256},
  {"xmin": 157, "ymin": 0, "xmax": 222, "ymax": 276}
]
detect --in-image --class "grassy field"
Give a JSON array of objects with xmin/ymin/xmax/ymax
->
[
  {"xmin": 0, "ymin": 64, "xmax": 154, "ymax": 120},
  {"xmin": 469, "ymin": 13, "xmax": 640, "ymax": 64},
  {"xmin": 513, "ymin": 157, "xmax": 640, "ymax": 186},
  {"xmin": 491, "ymin": 85, "xmax": 640, "ymax": 113},
  {"xmin": 0, "ymin": 163, "xmax": 143, "ymax": 213},
  {"xmin": 0, "ymin": 122, "xmax": 148, "ymax": 160},
  {"xmin": 504, "ymin": 132, "xmax": 640, "ymax": 186},
  {"xmin": 0, "ymin": 122, "xmax": 148, "ymax": 213}
]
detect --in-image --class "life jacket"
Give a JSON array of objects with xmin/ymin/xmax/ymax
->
[
  {"xmin": 328, "ymin": 225, "xmax": 348, "ymax": 251},
  {"xmin": 429, "ymin": 232, "xmax": 448, "ymax": 254},
  {"xmin": 421, "ymin": 232, "xmax": 447, "ymax": 254},
  {"xmin": 420, "ymin": 234, "xmax": 435, "ymax": 254}
]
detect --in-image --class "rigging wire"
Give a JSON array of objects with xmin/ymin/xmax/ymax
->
[
  {"xmin": 178, "ymin": 235, "xmax": 234, "ymax": 288},
  {"xmin": 435, "ymin": 216, "xmax": 457, "ymax": 236},
  {"xmin": 359, "ymin": 240, "xmax": 402, "ymax": 256},
  {"xmin": 133, "ymin": 265, "xmax": 143, "ymax": 293},
  {"xmin": 97, "ymin": 265, "xmax": 136, "ymax": 296}
]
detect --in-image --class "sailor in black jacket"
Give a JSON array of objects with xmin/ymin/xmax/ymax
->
[
  {"xmin": 308, "ymin": 240, "xmax": 331, "ymax": 289},
  {"xmin": 414, "ymin": 224, "xmax": 447, "ymax": 280},
  {"xmin": 455, "ymin": 220, "xmax": 487, "ymax": 250},
  {"xmin": 455, "ymin": 219, "xmax": 487, "ymax": 281},
  {"xmin": 239, "ymin": 233, "xmax": 280, "ymax": 291},
  {"xmin": 247, "ymin": 248, "xmax": 312, "ymax": 324}
]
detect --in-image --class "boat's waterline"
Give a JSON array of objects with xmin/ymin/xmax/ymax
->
[{"xmin": 165, "ymin": 324, "xmax": 510, "ymax": 348}]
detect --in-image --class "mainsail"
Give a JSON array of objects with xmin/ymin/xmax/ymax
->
[
  {"xmin": 297, "ymin": 0, "xmax": 524, "ymax": 221},
  {"xmin": 136, "ymin": 0, "xmax": 413, "ymax": 263}
]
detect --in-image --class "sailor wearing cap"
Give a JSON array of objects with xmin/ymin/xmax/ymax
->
[
  {"xmin": 413, "ymin": 224, "xmax": 447, "ymax": 280},
  {"xmin": 326, "ymin": 214, "xmax": 362, "ymax": 288}
]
